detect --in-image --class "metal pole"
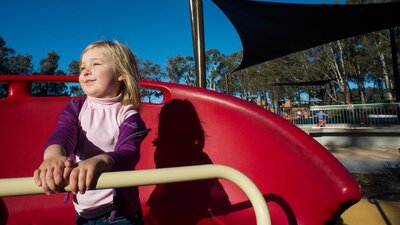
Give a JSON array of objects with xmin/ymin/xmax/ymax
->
[
  {"xmin": 189, "ymin": 0, "xmax": 206, "ymax": 88},
  {"xmin": 0, "ymin": 165, "xmax": 272, "ymax": 225}
]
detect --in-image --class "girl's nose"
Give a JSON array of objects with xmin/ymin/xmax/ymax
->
[{"xmin": 82, "ymin": 67, "xmax": 91, "ymax": 76}]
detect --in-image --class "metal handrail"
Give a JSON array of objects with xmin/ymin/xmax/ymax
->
[{"xmin": 0, "ymin": 164, "xmax": 271, "ymax": 225}]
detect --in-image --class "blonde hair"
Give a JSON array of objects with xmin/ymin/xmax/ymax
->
[{"xmin": 80, "ymin": 40, "xmax": 142, "ymax": 109}]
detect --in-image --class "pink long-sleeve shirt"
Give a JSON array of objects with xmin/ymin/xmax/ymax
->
[{"xmin": 47, "ymin": 94, "xmax": 149, "ymax": 219}]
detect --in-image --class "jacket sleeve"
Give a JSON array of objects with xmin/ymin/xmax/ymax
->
[
  {"xmin": 46, "ymin": 99, "xmax": 81, "ymax": 158},
  {"xmin": 104, "ymin": 113, "xmax": 150, "ymax": 171}
]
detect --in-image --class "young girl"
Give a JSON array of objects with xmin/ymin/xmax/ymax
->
[{"xmin": 33, "ymin": 40, "xmax": 149, "ymax": 225}]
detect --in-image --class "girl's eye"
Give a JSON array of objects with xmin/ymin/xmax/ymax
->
[
  {"xmin": 93, "ymin": 62, "xmax": 101, "ymax": 66},
  {"xmin": 80, "ymin": 67, "xmax": 86, "ymax": 71}
]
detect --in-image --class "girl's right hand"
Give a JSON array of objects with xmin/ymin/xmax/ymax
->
[{"xmin": 33, "ymin": 157, "xmax": 74, "ymax": 195}]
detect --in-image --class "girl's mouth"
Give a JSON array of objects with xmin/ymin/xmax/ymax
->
[{"xmin": 85, "ymin": 79, "xmax": 95, "ymax": 84}]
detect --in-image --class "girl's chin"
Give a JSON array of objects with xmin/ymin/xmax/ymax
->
[
  {"xmin": 83, "ymin": 92, "xmax": 98, "ymax": 98},
  {"xmin": 86, "ymin": 94, "xmax": 101, "ymax": 98},
  {"xmin": 82, "ymin": 89, "xmax": 98, "ymax": 97}
]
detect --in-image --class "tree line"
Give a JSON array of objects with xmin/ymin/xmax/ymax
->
[{"xmin": 1, "ymin": 10, "xmax": 399, "ymax": 105}]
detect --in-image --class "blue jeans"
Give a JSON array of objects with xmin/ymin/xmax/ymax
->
[{"xmin": 76, "ymin": 211, "xmax": 143, "ymax": 225}]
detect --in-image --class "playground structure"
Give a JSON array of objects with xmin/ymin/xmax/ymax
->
[
  {"xmin": 2, "ymin": 0, "xmax": 399, "ymax": 224},
  {"xmin": 0, "ymin": 75, "xmax": 361, "ymax": 225}
]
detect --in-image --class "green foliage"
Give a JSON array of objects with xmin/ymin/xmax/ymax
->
[
  {"xmin": 68, "ymin": 60, "xmax": 80, "ymax": 76},
  {"xmin": 33, "ymin": 51, "xmax": 69, "ymax": 96},
  {"xmin": 39, "ymin": 51, "xmax": 60, "ymax": 75},
  {"xmin": 0, "ymin": 37, "xmax": 16, "ymax": 74},
  {"xmin": 165, "ymin": 55, "xmax": 192, "ymax": 84},
  {"xmin": 0, "ymin": 84, "xmax": 7, "ymax": 98},
  {"xmin": 0, "ymin": 37, "xmax": 35, "ymax": 75},
  {"xmin": 137, "ymin": 59, "xmax": 165, "ymax": 103},
  {"xmin": 31, "ymin": 82, "xmax": 69, "ymax": 96},
  {"xmin": 205, "ymin": 49, "xmax": 225, "ymax": 90},
  {"xmin": 68, "ymin": 84, "xmax": 85, "ymax": 96}
]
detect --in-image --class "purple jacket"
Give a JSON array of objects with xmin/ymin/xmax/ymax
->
[{"xmin": 47, "ymin": 98, "xmax": 149, "ymax": 216}]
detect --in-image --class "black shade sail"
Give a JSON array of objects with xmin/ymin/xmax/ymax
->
[{"xmin": 211, "ymin": 0, "xmax": 400, "ymax": 71}]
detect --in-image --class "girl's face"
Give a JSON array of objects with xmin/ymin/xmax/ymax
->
[{"xmin": 79, "ymin": 47, "xmax": 123, "ymax": 98}]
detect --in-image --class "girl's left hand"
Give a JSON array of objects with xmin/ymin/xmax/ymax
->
[{"xmin": 69, "ymin": 154, "xmax": 113, "ymax": 195}]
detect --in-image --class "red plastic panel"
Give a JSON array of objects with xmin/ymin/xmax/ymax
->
[{"xmin": 0, "ymin": 76, "xmax": 361, "ymax": 225}]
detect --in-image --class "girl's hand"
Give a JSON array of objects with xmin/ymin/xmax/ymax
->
[
  {"xmin": 69, "ymin": 154, "xmax": 113, "ymax": 195},
  {"xmin": 33, "ymin": 156, "xmax": 74, "ymax": 195}
]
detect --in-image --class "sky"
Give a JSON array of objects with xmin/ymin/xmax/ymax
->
[{"xmin": 0, "ymin": 0, "xmax": 338, "ymax": 72}]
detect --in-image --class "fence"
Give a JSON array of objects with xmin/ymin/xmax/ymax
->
[{"xmin": 277, "ymin": 103, "xmax": 400, "ymax": 129}]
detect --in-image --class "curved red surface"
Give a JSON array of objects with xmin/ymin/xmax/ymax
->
[{"xmin": 0, "ymin": 75, "xmax": 361, "ymax": 225}]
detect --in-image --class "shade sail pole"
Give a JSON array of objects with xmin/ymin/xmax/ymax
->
[{"xmin": 189, "ymin": 0, "xmax": 206, "ymax": 88}]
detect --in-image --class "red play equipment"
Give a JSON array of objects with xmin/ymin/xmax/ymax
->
[{"xmin": 0, "ymin": 75, "xmax": 361, "ymax": 225}]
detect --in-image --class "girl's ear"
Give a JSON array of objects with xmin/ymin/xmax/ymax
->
[{"xmin": 118, "ymin": 74, "xmax": 124, "ymax": 81}]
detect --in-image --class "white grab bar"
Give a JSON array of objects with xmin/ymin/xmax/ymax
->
[{"xmin": 0, "ymin": 164, "xmax": 271, "ymax": 225}]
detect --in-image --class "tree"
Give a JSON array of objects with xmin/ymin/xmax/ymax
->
[
  {"xmin": 259, "ymin": 58, "xmax": 291, "ymax": 108},
  {"xmin": 137, "ymin": 59, "xmax": 164, "ymax": 103},
  {"xmin": 8, "ymin": 54, "xmax": 34, "ymax": 74},
  {"xmin": 346, "ymin": 35, "xmax": 372, "ymax": 104},
  {"xmin": 138, "ymin": 59, "xmax": 163, "ymax": 81},
  {"xmin": 219, "ymin": 51, "xmax": 242, "ymax": 95},
  {"xmin": 366, "ymin": 29, "xmax": 396, "ymax": 102},
  {"xmin": 39, "ymin": 51, "xmax": 60, "ymax": 75},
  {"xmin": 69, "ymin": 84, "xmax": 85, "ymax": 96},
  {"xmin": 0, "ymin": 84, "xmax": 6, "ymax": 98},
  {"xmin": 310, "ymin": 40, "xmax": 352, "ymax": 104},
  {"xmin": 183, "ymin": 56, "xmax": 196, "ymax": 86},
  {"xmin": 32, "ymin": 51, "xmax": 68, "ymax": 96},
  {"xmin": 0, "ymin": 37, "xmax": 17, "ymax": 98},
  {"xmin": 165, "ymin": 55, "xmax": 191, "ymax": 84},
  {"xmin": 205, "ymin": 49, "xmax": 225, "ymax": 91},
  {"xmin": 68, "ymin": 60, "xmax": 80, "ymax": 76},
  {"xmin": 66, "ymin": 59, "xmax": 84, "ymax": 96},
  {"xmin": 267, "ymin": 52, "xmax": 318, "ymax": 106},
  {"xmin": 0, "ymin": 37, "xmax": 16, "ymax": 74}
]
